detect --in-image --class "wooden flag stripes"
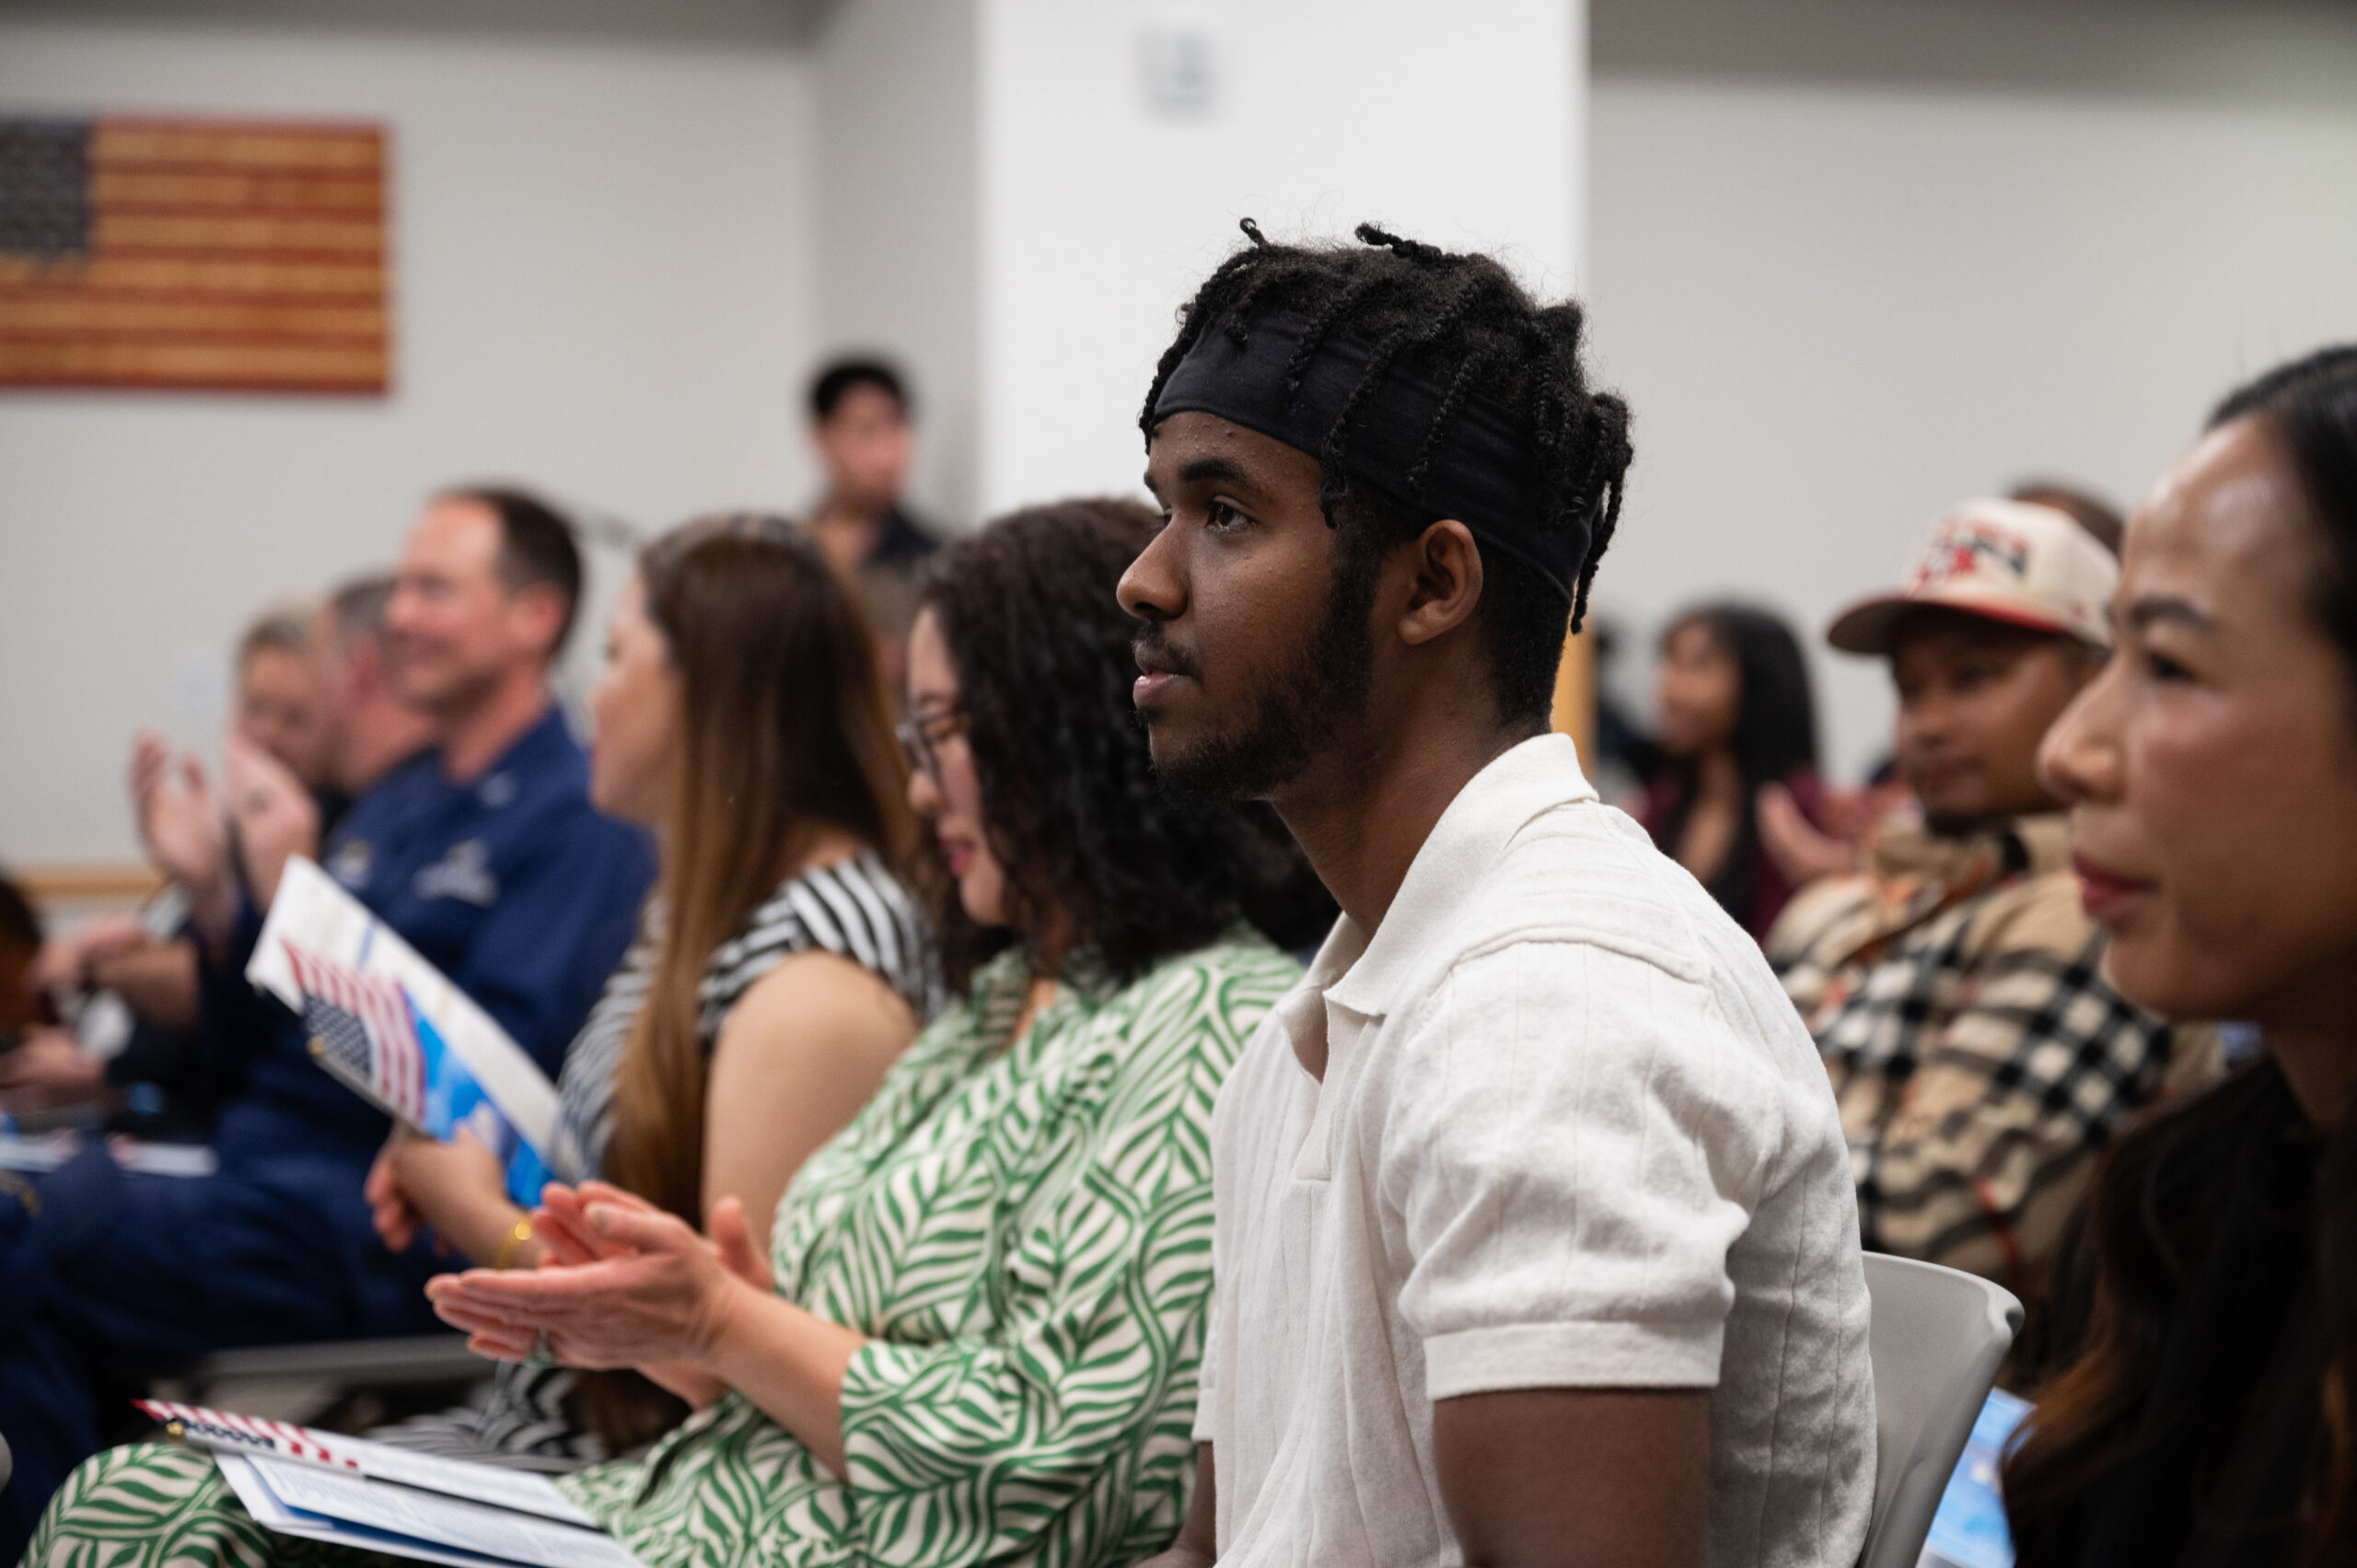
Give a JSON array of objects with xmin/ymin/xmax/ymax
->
[{"xmin": 0, "ymin": 115, "xmax": 389, "ymax": 393}]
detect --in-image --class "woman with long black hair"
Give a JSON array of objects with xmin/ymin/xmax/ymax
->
[
  {"xmin": 1639, "ymin": 601, "xmax": 1824, "ymax": 937},
  {"xmin": 2005, "ymin": 344, "xmax": 2357, "ymax": 1566}
]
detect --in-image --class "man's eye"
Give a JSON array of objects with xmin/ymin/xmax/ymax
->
[
  {"xmin": 1205, "ymin": 502, "xmax": 1245, "ymax": 532},
  {"xmin": 2142, "ymin": 649, "xmax": 2194, "ymax": 683}
]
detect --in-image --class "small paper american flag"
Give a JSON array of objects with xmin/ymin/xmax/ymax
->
[
  {"xmin": 0, "ymin": 114, "xmax": 389, "ymax": 393},
  {"xmin": 135, "ymin": 1400, "xmax": 359, "ymax": 1469},
  {"xmin": 284, "ymin": 942, "xmax": 426, "ymax": 1126}
]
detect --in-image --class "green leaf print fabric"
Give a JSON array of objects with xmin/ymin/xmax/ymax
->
[{"xmin": 23, "ymin": 936, "xmax": 1295, "ymax": 1568}]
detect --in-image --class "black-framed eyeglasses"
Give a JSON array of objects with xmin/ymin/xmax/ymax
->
[{"xmin": 896, "ymin": 706, "xmax": 969, "ymax": 783}]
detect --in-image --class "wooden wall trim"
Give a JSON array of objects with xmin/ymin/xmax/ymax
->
[{"xmin": 13, "ymin": 863, "xmax": 164, "ymax": 906}]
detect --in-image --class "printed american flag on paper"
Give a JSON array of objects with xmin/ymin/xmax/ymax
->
[
  {"xmin": 0, "ymin": 115, "xmax": 389, "ymax": 393},
  {"xmin": 284, "ymin": 941, "xmax": 427, "ymax": 1126}
]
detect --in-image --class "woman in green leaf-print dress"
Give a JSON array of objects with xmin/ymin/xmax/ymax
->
[{"xmin": 22, "ymin": 499, "xmax": 1329, "ymax": 1568}]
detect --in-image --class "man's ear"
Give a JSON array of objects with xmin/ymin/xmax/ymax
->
[
  {"xmin": 509, "ymin": 583, "xmax": 570, "ymax": 665},
  {"xmin": 1395, "ymin": 518, "xmax": 1485, "ymax": 649}
]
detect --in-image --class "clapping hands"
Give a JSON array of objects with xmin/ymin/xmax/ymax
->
[
  {"xmin": 425, "ymin": 1182, "xmax": 770, "ymax": 1397},
  {"xmin": 130, "ymin": 732, "xmax": 236, "ymax": 936},
  {"xmin": 127, "ymin": 731, "xmax": 320, "ymax": 939},
  {"xmin": 221, "ymin": 734, "xmax": 319, "ymax": 911}
]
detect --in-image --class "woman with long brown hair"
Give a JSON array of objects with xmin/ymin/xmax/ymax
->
[
  {"xmin": 366, "ymin": 512, "xmax": 935, "ymax": 1461},
  {"xmin": 2003, "ymin": 346, "xmax": 2357, "ymax": 1566},
  {"xmin": 26, "ymin": 499, "xmax": 1315, "ymax": 1568}
]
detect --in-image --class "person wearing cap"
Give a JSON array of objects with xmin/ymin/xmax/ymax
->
[
  {"xmin": 1765, "ymin": 498, "xmax": 2212, "ymax": 1310},
  {"xmin": 1123, "ymin": 224, "xmax": 1873, "ymax": 1568}
]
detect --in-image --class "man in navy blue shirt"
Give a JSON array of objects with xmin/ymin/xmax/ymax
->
[{"xmin": 0, "ymin": 489, "xmax": 653, "ymax": 1553}]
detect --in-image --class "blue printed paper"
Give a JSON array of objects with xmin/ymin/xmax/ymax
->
[{"xmin": 1921, "ymin": 1387, "xmax": 2030, "ymax": 1568}]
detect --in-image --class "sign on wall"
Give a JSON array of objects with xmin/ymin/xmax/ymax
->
[{"xmin": 0, "ymin": 115, "xmax": 389, "ymax": 394}]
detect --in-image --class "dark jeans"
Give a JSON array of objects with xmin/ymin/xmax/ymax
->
[{"xmin": 0, "ymin": 1139, "xmax": 436, "ymax": 1559}]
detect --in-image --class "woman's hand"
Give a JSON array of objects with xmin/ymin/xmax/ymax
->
[
  {"xmin": 364, "ymin": 1136, "xmax": 424, "ymax": 1252},
  {"xmin": 528, "ymin": 1183, "xmax": 769, "ymax": 1287},
  {"xmin": 130, "ymin": 734, "xmax": 238, "ymax": 940},
  {"xmin": 0, "ymin": 1027, "xmax": 105, "ymax": 1114},
  {"xmin": 517, "ymin": 1187, "xmax": 768, "ymax": 1409},
  {"xmin": 223, "ymin": 736, "xmax": 321, "ymax": 912},
  {"xmin": 425, "ymin": 1188, "xmax": 750, "ymax": 1371},
  {"xmin": 528, "ymin": 1180, "xmax": 658, "ymax": 1269},
  {"xmin": 366, "ymin": 1126, "xmax": 510, "ymax": 1259}
]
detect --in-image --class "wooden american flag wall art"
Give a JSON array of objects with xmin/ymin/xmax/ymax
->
[{"xmin": 0, "ymin": 115, "xmax": 390, "ymax": 394}]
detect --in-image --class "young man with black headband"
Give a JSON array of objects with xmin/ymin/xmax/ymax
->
[{"xmin": 1122, "ymin": 225, "xmax": 1875, "ymax": 1568}]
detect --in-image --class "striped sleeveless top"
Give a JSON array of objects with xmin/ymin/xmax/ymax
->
[
  {"xmin": 552, "ymin": 851, "xmax": 936, "ymax": 1183},
  {"xmin": 379, "ymin": 849, "xmax": 935, "ymax": 1465}
]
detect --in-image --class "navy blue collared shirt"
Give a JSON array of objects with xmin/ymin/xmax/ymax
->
[{"xmin": 206, "ymin": 706, "xmax": 656, "ymax": 1166}]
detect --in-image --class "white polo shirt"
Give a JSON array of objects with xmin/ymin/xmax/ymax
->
[{"xmin": 1197, "ymin": 735, "xmax": 1875, "ymax": 1568}]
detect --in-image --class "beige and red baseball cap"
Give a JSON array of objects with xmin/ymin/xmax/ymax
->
[{"xmin": 1826, "ymin": 497, "xmax": 2118, "ymax": 656}]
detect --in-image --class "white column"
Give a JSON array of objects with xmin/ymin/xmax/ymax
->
[{"xmin": 974, "ymin": 0, "xmax": 1588, "ymax": 513}]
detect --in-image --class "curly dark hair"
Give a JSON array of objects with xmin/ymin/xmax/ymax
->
[
  {"xmin": 1139, "ymin": 219, "xmax": 1634, "ymax": 726},
  {"xmin": 918, "ymin": 498, "xmax": 1332, "ymax": 986}
]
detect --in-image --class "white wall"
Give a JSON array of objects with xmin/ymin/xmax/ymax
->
[
  {"xmin": 1585, "ymin": 9, "xmax": 2357, "ymax": 781},
  {"xmin": 815, "ymin": 0, "xmax": 981, "ymax": 528},
  {"xmin": 975, "ymin": 0, "xmax": 1585, "ymax": 513},
  {"xmin": 0, "ymin": 22, "xmax": 820, "ymax": 864}
]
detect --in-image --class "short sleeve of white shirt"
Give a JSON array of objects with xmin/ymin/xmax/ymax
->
[
  {"xmin": 1382, "ymin": 936, "xmax": 1779, "ymax": 1401},
  {"xmin": 1191, "ymin": 1280, "xmax": 1220, "ymax": 1444}
]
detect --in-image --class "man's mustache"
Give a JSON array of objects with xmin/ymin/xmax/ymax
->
[{"xmin": 1132, "ymin": 627, "xmax": 1201, "ymax": 680}]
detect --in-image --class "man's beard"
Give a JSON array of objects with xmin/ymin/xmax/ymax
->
[{"xmin": 1145, "ymin": 544, "xmax": 1380, "ymax": 806}]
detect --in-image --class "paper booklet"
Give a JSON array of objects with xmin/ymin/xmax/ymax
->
[
  {"xmin": 142, "ymin": 1401, "xmax": 646, "ymax": 1568},
  {"xmin": 248, "ymin": 855, "xmax": 579, "ymax": 1204}
]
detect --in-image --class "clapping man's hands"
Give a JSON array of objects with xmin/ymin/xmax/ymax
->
[
  {"xmin": 223, "ymin": 735, "xmax": 319, "ymax": 911},
  {"xmin": 130, "ymin": 733, "xmax": 238, "ymax": 940}
]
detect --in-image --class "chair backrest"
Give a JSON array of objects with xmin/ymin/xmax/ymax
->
[{"xmin": 1858, "ymin": 1252, "xmax": 2024, "ymax": 1568}]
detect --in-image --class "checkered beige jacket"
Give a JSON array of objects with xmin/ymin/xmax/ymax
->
[{"xmin": 1767, "ymin": 813, "xmax": 2218, "ymax": 1298}]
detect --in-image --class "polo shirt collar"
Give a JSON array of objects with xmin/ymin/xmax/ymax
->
[
  {"xmin": 1321, "ymin": 732, "xmax": 1596, "ymax": 1024},
  {"xmin": 437, "ymin": 703, "xmax": 571, "ymax": 790}
]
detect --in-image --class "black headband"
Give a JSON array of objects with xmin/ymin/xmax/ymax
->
[{"xmin": 1149, "ymin": 307, "xmax": 1585, "ymax": 603}]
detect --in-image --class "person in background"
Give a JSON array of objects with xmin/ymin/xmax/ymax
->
[
  {"xmin": 1764, "ymin": 498, "xmax": 2203, "ymax": 1310},
  {"xmin": 805, "ymin": 356, "xmax": 938, "ymax": 688},
  {"xmin": 1639, "ymin": 601, "xmax": 1823, "ymax": 938},
  {"xmin": 225, "ymin": 600, "xmax": 331, "ymax": 802},
  {"xmin": 6, "ymin": 587, "xmax": 430, "ymax": 1126},
  {"xmin": 306, "ymin": 573, "xmax": 441, "ymax": 838},
  {"xmin": 366, "ymin": 515, "xmax": 935, "ymax": 1465},
  {"xmin": 1757, "ymin": 478, "xmax": 2127, "ymax": 888},
  {"xmin": 0, "ymin": 872, "xmax": 50, "ymax": 1066},
  {"xmin": 2003, "ymin": 344, "xmax": 2357, "ymax": 1568},
  {"xmin": 1581, "ymin": 615, "xmax": 1662, "ymax": 811},
  {"xmin": 0, "ymin": 489, "xmax": 655, "ymax": 1560},
  {"xmin": 1123, "ymin": 223, "xmax": 1873, "ymax": 1568},
  {"xmin": 29, "ymin": 600, "xmax": 335, "ymax": 1037},
  {"xmin": 2008, "ymin": 478, "xmax": 2125, "ymax": 557}
]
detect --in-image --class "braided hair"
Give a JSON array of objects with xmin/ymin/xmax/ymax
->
[{"xmin": 1140, "ymin": 220, "xmax": 1635, "ymax": 726}]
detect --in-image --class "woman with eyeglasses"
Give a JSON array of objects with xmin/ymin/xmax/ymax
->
[
  {"xmin": 2002, "ymin": 346, "xmax": 2357, "ymax": 1566},
  {"xmin": 447, "ymin": 496, "xmax": 1318, "ymax": 1568},
  {"xmin": 19, "ymin": 517, "xmax": 935, "ymax": 1552},
  {"xmin": 23, "ymin": 498, "xmax": 1318, "ymax": 1568}
]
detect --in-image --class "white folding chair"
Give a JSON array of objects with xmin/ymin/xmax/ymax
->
[{"xmin": 1858, "ymin": 1252, "xmax": 2024, "ymax": 1568}]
